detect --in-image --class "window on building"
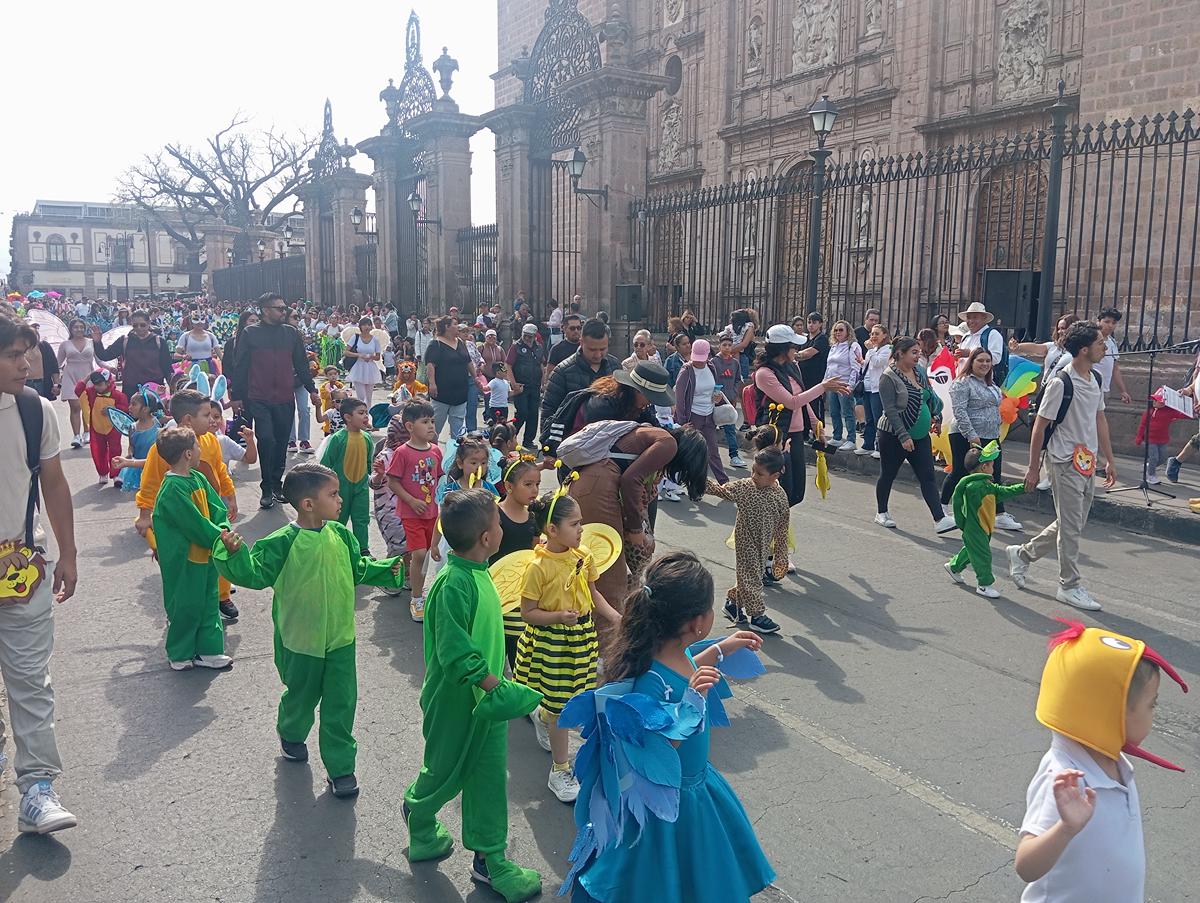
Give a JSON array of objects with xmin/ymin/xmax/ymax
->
[
  {"xmin": 46, "ymin": 235, "xmax": 67, "ymax": 264},
  {"xmin": 665, "ymin": 55, "xmax": 683, "ymax": 96}
]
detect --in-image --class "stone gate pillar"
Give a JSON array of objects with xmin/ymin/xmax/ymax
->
[
  {"xmin": 409, "ymin": 55, "xmax": 484, "ymax": 311},
  {"xmin": 358, "ymin": 134, "xmax": 422, "ymax": 317},
  {"xmin": 483, "ymin": 104, "xmax": 539, "ymax": 310}
]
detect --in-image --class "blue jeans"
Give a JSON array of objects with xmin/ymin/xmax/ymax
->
[
  {"xmin": 827, "ymin": 391, "xmax": 856, "ymax": 442},
  {"xmin": 432, "ymin": 399, "xmax": 466, "ymax": 441},
  {"xmin": 864, "ymin": 391, "xmax": 884, "ymax": 451},
  {"xmin": 465, "ymin": 380, "xmax": 479, "ymax": 432},
  {"xmin": 721, "ymin": 423, "xmax": 739, "ymax": 457},
  {"xmin": 290, "ymin": 385, "xmax": 311, "ymax": 443}
]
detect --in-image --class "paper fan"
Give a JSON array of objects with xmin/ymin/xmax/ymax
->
[
  {"xmin": 489, "ymin": 549, "xmax": 537, "ymax": 613},
  {"xmin": 105, "ymin": 407, "xmax": 138, "ymax": 437},
  {"xmin": 27, "ymin": 309, "xmax": 69, "ymax": 352},
  {"xmin": 580, "ymin": 523, "xmax": 622, "ymax": 575}
]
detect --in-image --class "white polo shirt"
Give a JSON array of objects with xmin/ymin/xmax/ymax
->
[
  {"xmin": 1019, "ymin": 733, "xmax": 1144, "ymax": 903},
  {"xmin": 1092, "ymin": 335, "xmax": 1120, "ymax": 395},
  {"xmin": 0, "ymin": 392, "xmax": 61, "ymax": 542}
]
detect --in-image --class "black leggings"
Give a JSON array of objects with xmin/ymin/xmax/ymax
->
[
  {"xmin": 781, "ymin": 435, "xmax": 807, "ymax": 506},
  {"xmin": 876, "ymin": 431, "xmax": 944, "ymax": 520},
  {"xmin": 940, "ymin": 432, "xmax": 1005, "ymax": 512}
]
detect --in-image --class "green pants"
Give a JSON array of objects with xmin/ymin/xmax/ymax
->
[
  {"xmin": 275, "ymin": 635, "xmax": 358, "ymax": 778},
  {"xmin": 164, "ymin": 561, "xmax": 224, "ymax": 662},
  {"xmin": 405, "ymin": 715, "xmax": 509, "ymax": 856},
  {"xmin": 948, "ymin": 527, "xmax": 995, "ymax": 586},
  {"xmin": 338, "ymin": 479, "xmax": 371, "ymax": 553}
]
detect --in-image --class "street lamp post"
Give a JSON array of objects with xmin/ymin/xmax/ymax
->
[
  {"xmin": 566, "ymin": 148, "xmax": 609, "ymax": 210},
  {"xmin": 256, "ymin": 238, "xmax": 266, "ymax": 263},
  {"xmin": 98, "ymin": 240, "xmax": 113, "ymax": 301},
  {"xmin": 121, "ymin": 230, "xmax": 132, "ymax": 301},
  {"xmin": 277, "ymin": 241, "xmax": 286, "ymax": 295},
  {"xmin": 407, "ymin": 191, "xmax": 443, "ymax": 318},
  {"xmin": 139, "ymin": 223, "xmax": 156, "ymax": 300},
  {"xmin": 804, "ymin": 94, "xmax": 839, "ymax": 310}
]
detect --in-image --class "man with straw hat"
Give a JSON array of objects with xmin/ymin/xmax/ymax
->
[{"xmin": 955, "ymin": 302, "xmax": 1006, "ymax": 363}]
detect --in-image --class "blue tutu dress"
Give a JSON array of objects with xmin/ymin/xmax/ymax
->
[
  {"xmin": 563, "ymin": 649, "xmax": 775, "ymax": 903},
  {"xmin": 119, "ymin": 425, "xmax": 160, "ymax": 492}
]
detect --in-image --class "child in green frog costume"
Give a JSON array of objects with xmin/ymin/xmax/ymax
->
[
  {"xmin": 213, "ymin": 462, "xmax": 403, "ymax": 799},
  {"xmin": 945, "ymin": 441, "xmax": 1026, "ymax": 598},
  {"xmin": 402, "ymin": 488, "xmax": 544, "ymax": 903}
]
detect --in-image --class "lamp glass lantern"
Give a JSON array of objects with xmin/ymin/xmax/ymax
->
[
  {"xmin": 567, "ymin": 147, "xmax": 587, "ymax": 181},
  {"xmin": 283, "ymin": 223, "xmax": 294, "ymax": 242},
  {"xmin": 407, "ymin": 191, "xmax": 422, "ymax": 215},
  {"xmin": 225, "ymin": 248, "xmax": 234, "ymax": 264},
  {"xmin": 808, "ymin": 94, "xmax": 839, "ymax": 147},
  {"xmin": 256, "ymin": 238, "xmax": 266, "ymax": 253},
  {"xmin": 350, "ymin": 206, "xmax": 364, "ymax": 227}
]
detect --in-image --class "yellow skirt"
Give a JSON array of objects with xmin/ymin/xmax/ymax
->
[{"xmin": 514, "ymin": 620, "xmax": 598, "ymax": 715}]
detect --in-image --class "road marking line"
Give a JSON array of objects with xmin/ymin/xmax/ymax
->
[{"xmin": 734, "ymin": 683, "xmax": 1019, "ymax": 852}]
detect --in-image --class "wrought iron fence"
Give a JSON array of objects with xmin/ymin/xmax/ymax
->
[
  {"xmin": 530, "ymin": 159, "xmax": 581, "ymax": 319},
  {"xmin": 212, "ymin": 255, "xmax": 306, "ymax": 303},
  {"xmin": 354, "ymin": 243, "xmax": 377, "ymax": 304},
  {"xmin": 457, "ymin": 224, "xmax": 499, "ymax": 309},
  {"xmin": 631, "ymin": 102, "xmax": 1200, "ymax": 350}
]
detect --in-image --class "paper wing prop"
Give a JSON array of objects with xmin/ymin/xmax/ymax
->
[
  {"xmin": 815, "ymin": 448, "xmax": 830, "ymax": 499},
  {"xmin": 999, "ymin": 353, "xmax": 1040, "ymax": 441},
  {"xmin": 101, "ymin": 324, "xmax": 132, "ymax": 349},
  {"xmin": 105, "ymin": 407, "xmax": 138, "ymax": 437},
  {"xmin": 27, "ymin": 309, "xmax": 70, "ymax": 352},
  {"xmin": 927, "ymin": 346, "xmax": 958, "ymax": 467},
  {"xmin": 488, "ymin": 524, "xmax": 622, "ymax": 615},
  {"xmin": 369, "ymin": 402, "xmax": 393, "ymax": 429}
]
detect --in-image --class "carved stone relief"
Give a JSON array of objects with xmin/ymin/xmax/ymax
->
[
  {"xmin": 864, "ymin": 0, "xmax": 882, "ymax": 36},
  {"xmin": 658, "ymin": 101, "xmax": 683, "ymax": 173},
  {"xmin": 665, "ymin": 0, "xmax": 684, "ymax": 26},
  {"xmin": 792, "ymin": 0, "xmax": 839, "ymax": 72},
  {"xmin": 747, "ymin": 17, "xmax": 764, "ymax": 71},
  {"xmin": 854, "ymin": 186, "xmax": 873, "ymax": 247},
  {"xmin": 996, "ymin": 0, "xmax": 1049, "ymax": 101}
]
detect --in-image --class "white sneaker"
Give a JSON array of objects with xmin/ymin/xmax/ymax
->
[
  {"xmin": 873, "ymin": 512, "xmax": 896, "ymax": 528},
  {"xmin": 935, "ymin": 515, "xmax": 959, "ymax": 534},
  {"xmin": 193, "ymin": 654, "xmax": 233, "ymax": 669},
  {"xmin": 663, "ymin": 489, "xmax": 683, "ymax": 502},
  {"xmin": 786, "ymin": 556, "xmax": 796, "ymax": 574},
  {"xmin": 97, "ymin": 476, "xmax": 109, "ymax": 487},
  {"xmin": 994, "ymin": 512, "xmax": 1024, "ymax": 532},
  {"xmin": 1036, "ymin": 475, "xmax": 1052, "ymax": 491},
  {"xmin": 839, "ymin": 440, "xmax": 857, "ymax": 452},
  {"xmin": 548, "ymin": 767, "xmax": 580, "ymax": 803},
  {"xmin": 1006, "ymin": 545, "xmax": 1028, "ymax": 589},
  {"xmin": 169, "ymin": 659, "xmax": 195, "ymax": 671},
  {"xmin": 1146, "ymin": 472, "xmax": 1162, "ymax": 485},
  {"xmin": 530, "ymin": 707, "xmax": 551, "ymax": 752},
  {"xmin": 944, "ymin": 562, "xmax": 965, "ymax": 584},
  {"xmin": 976, "ymin": 585, "xmax": 1001, "ymax": 599},
  {"xmin": 729, "ymin": 454, "xmax": 748, "ymax": 468},
  {"xmin": 1056, "ymin": 585, "xmax": 1102, "ymax": 611},
  {"xmin": 18, "ymin": 781, "xmax": 77, "ymax": 834},
  {"xmin": 410, "ymin": 597, "xmax": 425, "ymax": 622},
  {"xmin": 871, "ymin": 450, "xmax": 881, "ymax": 460}
]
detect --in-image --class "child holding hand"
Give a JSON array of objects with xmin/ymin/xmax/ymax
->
[
  {"xmin": 515, "ymin": 491, "xmax": 621, "ymax": 803},
  {"xmin": 386, "ymin": 400, "xmax": 442, "ymax": 623}
]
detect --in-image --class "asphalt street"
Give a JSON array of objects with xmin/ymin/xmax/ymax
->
[{"xmin": 1, "ymin": 408, "xmax": 1197, "ymax": 902}]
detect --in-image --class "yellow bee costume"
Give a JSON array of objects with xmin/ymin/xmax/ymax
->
[{"xmin": 1037, "ymin": 620, "xmax": 1189, "ymax": 771}]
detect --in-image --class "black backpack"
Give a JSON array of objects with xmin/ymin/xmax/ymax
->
[
  {"xmin": 15, "ymin": 387, "xmax": 44, "ymax": 548},
  {"xmin": 1041, "ymin": 369, "xmax": 1102, "ymax": 449},
  {"xmin": 540, "ymin": 387, "xmax": 593, "ymax": 457}
]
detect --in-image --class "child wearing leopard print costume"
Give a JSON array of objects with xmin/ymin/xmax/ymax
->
[{"xmin": 704, "ymin": 429, "xmax": 790, "ymax": 635}]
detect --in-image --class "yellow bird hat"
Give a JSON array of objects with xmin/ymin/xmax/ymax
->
[{"xmin": 1035, "ymin": 620, "xmax": 1189, "ymax": 772}]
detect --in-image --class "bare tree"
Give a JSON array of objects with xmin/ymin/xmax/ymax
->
[{"xmin": 115, "ymin": 115, "xmax": 317, "ymax": 290}]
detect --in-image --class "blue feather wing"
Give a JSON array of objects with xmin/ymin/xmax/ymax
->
[{"xmin": 105, "ymin": 407, "xmax": 137, "ymax": 437}]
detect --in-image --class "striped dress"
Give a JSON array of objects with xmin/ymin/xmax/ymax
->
[{"xmin": 514, "ymin": 545, "xmax": 600, "ymax": 715}]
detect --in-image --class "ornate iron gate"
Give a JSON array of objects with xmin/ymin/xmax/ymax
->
[
  {"xmin": 457, "ymin": 224, "xmax": 499, "ymax": 308},
  {"xmin": 529, "ymin": 160, "xmax": 581, "ymax": 314}
]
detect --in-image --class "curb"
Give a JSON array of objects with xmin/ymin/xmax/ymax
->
[{"xmin": 731, "ymin": 432, "xmax": 1200, "ymax": 546}]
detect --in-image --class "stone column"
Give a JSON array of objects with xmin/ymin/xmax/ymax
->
[
  {"xmin": 408, "ymin": 100, "xmax": 484, "ymax": 309},
  {"xmin": 358, "ymin": 134, "xmax": 422, "ymax": 318},
  {"xmin": 298, "ymin": 184, "xmax": 324, "ymax": 307},
  {"xmin": 482, "ymin": 104, "xmax": 540, "ymax": 310},
  {"xmin": 326, "ymin": 169, "xmax": 373, "ymax": 309},
  {"xmin": 560, "ymin": 68, "xmax": 672, "ymax": 321}
]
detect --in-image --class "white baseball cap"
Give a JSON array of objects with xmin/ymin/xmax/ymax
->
[
  {"xmin": 766, "ymin": 324, "xmax": 807, "ymax": 345},
  {"xmin": 485, "ymin": 328, "xmax": 497, "ymax": 337},
  {"xmin": 522, "ymin": 323, "xmax": 539, "ymax": 335}
]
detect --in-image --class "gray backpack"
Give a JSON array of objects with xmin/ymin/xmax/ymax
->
[{"xmin": 556, "ymin": 419, "xmax": 640, "ymax": 470}]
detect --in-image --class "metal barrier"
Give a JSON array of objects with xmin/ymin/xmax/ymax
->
[{"xmin": 212, "ymin": 255, "xmax": 307, "ymax": 303}]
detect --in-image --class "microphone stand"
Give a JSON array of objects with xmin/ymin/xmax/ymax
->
[{"xmin": 1107, "ymin": 340, "xmax": 1199, "ymax": 506}]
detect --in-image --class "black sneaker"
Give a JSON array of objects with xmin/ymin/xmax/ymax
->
[
  {"xmin": 280, "ymin": 737, "xmax": 308, "ymax": 762},
  {"xmin": 219, "ymin": 600, "xmax": 239, "ymax": 621},
  {"xmin": 748, "ymin": 613, "xmax": 781, "ymax": 634},
  {"xmin": 723, "ymin": 597, "xmax": 748, "ymax": 626},
  {"xmin": 273, "ymin": 489, "xmax": 288, "ymax": 504},
  {"xmin": 762, "ymin": 569, "xmax": 780, "ymax": 586},
  {"xmin": 471, "ymin": 853, "xmax": 491, "ymax": 885},
  {"xmin": 327, "ymin": 773, "xmax": 359, "ymax": 798},
  {"xmin": 259, "ymin": 493, "xmax": 276, "ymax": 510}
]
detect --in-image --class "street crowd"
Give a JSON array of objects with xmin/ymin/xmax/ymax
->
[{"xmin": 0, "ymin": 285, "xmax": 1196, "ymax": 903}]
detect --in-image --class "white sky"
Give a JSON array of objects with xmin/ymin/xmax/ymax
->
[{"xmin": 1, "ymin": 1, "xmax": 499, "ymax": 274}]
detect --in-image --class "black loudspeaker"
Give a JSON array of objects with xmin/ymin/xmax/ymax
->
[
  {"xmin": 615, "ymin": 284, "xmax": 644, "ymax": 322},
  {"xmin": 981, "ymin": 269, "xmax": 1039, "ymax": 337}
]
